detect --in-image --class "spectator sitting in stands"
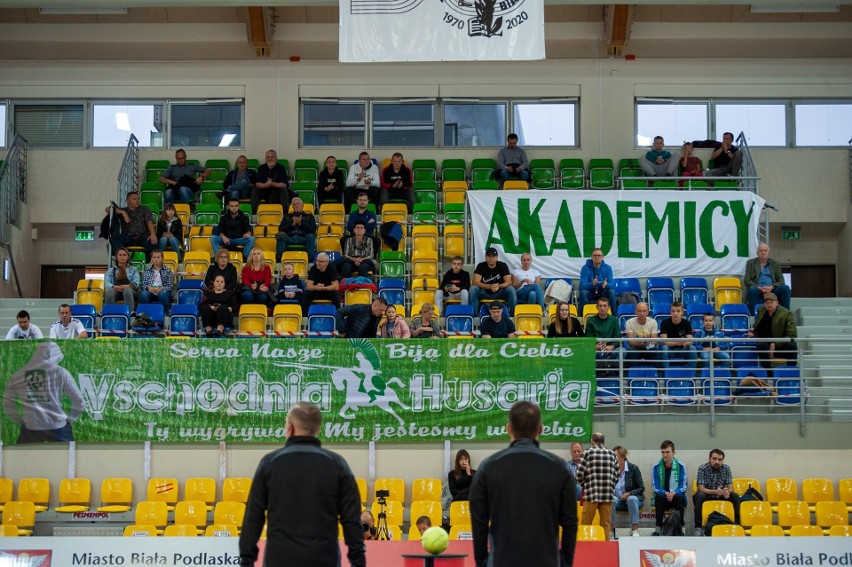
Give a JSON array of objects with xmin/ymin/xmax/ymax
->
[
  {"xmin": 105, "ymin": 247, "xmax": 140, "ymax": 313},
  {"xmin": 435, "ymin": 256, "xmax": 471, "ymax": 314},
  {"xmin": 584, "ymin": 297, "xmax": 621, "ymax": 373},
  {"xmin": 705, "ymin": 132, "xmax": 743, "ymax": 179},
  {"xmin": 204, "ymin": 248, "xmax": 240, "ymax": 293},
  {"xmin": 304, "ymin": 253, "xmax": 340, "ymax": 314},
  {"xmin": 156, "ymin": 203, "xmax": 183, "ymax": 262},
  {"xmin": 547, "ymin": 301, "xmax": 584, "ymax": 338},
  {"xmin": 241, "ymin": 247, "xmax": 273, "ymax": 307},
  {"xmin": 625, "ymin": 302, "xmax": 661, "ymax": 369},
  {"xmin": 512, "ymin": 252, "xmax": 545, "ymax": 310},
  {"xmin": 212, "ymin": 197, "xmax": 255, "ymax": 262},
  {"xmin": 470, "ymin": 247, "xmax": 517, "ymax": 316},
  {"xmin": 347, "ymin": 192, "xmax": 378, "ymax": 235},
  {"xmin": 317, "ymin": 155, "xmax": 345, "ymax": 207},
  {"xmin": 497, "ymin": 133, "xmax": 529, "ymax": 183},
  {"xmin": 415, "ymin": 516, "xmax": 432, "ymax": 536},
  {"xmin": 750, "ymin": 293, "xmax": 797, "ymax": 369},
  {"xmin": 379, "ymin": 304, "xmax": 410, "ymax": 338},
  {"xmin": 448, "ymin": 449, "xmax": 476, "ymax": 502},
  {"xmin": 335, "ymin": 297, "xmax": 387, "ymax": 339},
  {"xmin": 743, "ymin": 242, "xmax": 791, "ymax": 312},
  {"xmin": 639, "ymin": 136, "xmax": 679, "ymax": 177},
  {"xmin": 659, "ymin": 301, "xmax": 697, "ymax": 369},
  {"xmin": 159, "ymin": 148, "xmax": 210, "ymax": 204},
  {"xmin": 380, "ymin": 152, "xmax": 414, "ymax": 214},
  {"xmin": 276, "ymin": 196, "xmax": 317, "ymax": 263},
  {"xmin": 252, "ymin": 149, "xmax": 290, "ymax": 214},
  {"xmin": 5, "ymin": 310, "xmax": 44, "ymax": 340},
  {"xmin": 223, "ymin": 155, "xmax": 257, "ymax": 202},
  {"xmin": 579, "ymin": 248, "xmax": 617, "ymax": 313},
  {"xmin": 274, "ymin": 262, "xmax": 304, "ymax": 308},
  {"xmin": 138, "ymin": 250, "xmax": 175, "ymax": 315},
  {"xmin": 49, "ymin": 304, "xmax": 87, "ymax": 339},
  {"xmin": 679, "ymin": 142, "xmax": 703, "ymax": 187},
  {"xmin": 480, "ymin": 302, "xmax": 517, "ymax": 339},
  {"xmin": 693, "ymin": 313, "xmax": 730, "ymax": 368},
  {"xmin": 107, "ymin": 191, "xmax": 157, "ymax": 259},
  {"xmin": 345, "ymin": 151, "xmax": 380, "ymax": 210},
  {"xmin": 200, "ymin": 274, "xmax": 236, "ymax": 337},
  {"xmin": 337, "ymin": 221, "xmax": 375, "ymax": 279},
  {"xmin": 410, "ymin": 302, "xmax": 441, "ymax": 339}
]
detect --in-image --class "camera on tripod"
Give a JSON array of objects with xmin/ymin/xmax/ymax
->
[
  {"xmin": 373, "ymin": 490, "xmax": 391, "ymax": 540},
  {"xmin": 375, "ymin": 489, "xmax": 390, "ymax": 501}
]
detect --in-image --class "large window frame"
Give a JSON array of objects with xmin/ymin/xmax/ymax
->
[
  {"xmin": 299, "ymin": 98, "xmax": 580, "ymax": 149},
  {"xmin": 793, "ymin": 100, "xmax": 852, "ymax": 148}
]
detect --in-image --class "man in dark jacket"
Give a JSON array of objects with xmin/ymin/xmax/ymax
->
[
  {"xmin": 335, "ymin": 297, "xmax": 387, "ymax": 338},
  {"xmin": 751, "ymin": 292, "xmax": 797, "ymax": 368},
  {"xmin": 611, "ymin": 445, "xmax": 645, "ymax": 537},
  {"xmin": 470, "ymin": 401, "xmax": 577, "ymax": 567},
  {"xmin": 239, "ymin": 402, "xmax": 365, "ymax": 567},
  {"xmin": 211, "ymin": 197, "xmax": 255, "ymax": 261},
  {"xmin": 276, "ymin": 196, "xmax": 317, "ymax": 262}
]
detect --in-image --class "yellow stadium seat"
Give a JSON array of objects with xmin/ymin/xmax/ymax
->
[
  {"xmin": 55, "ymin": 478, "xmax": 91, "ymax": 513},
  {"xmin": 0, "ymin": 523, "xmax": 19, "ymax": 536},
  {"xmin": 412, "ymin": 250, "xmax": 439, "ymax": 278},
  {"xmin": 839, "ymin": 478, "xmax": 852, "ymax": 513},
  {"xmin": 777, "ymin": 500, "xmax": 811, "ymax": 532},
  {"xmin": 444, "ymin": 225, "xmax": 466, "ymax": 258},
  {"xmin": 183, "ymin": 251, "xmax": 211, "ymax": 279},
  {"xmin": 123, "ymin": 524, "xmax": 157, "ymax": 537},
  {"xmin": 222, "ymin": 478, "xmax": 251, "ymax": 503},
  {"xmin": 370, "ymin": 499, "xmax": 404, "ymax": 527},
  {"xmin": 410, "ymin": 500, "xmax": 442, "ymax": 527},
  {"xmin": 146, "ymin": 477, "xmax": 179, "ymax": 511},
  {"xmin": 449, "ymin": 524, "xmax": 473, "ymax": 540},
  {"xmin": 288, "ymin": 203, "xmax": 314, "ymax": 215},
  {"xmin": 319, "ymin": 203, "xmax": 345, "ymax": 226},
  {"xmin": 712, "ymin": 524, "xmax": 746, "ymax": 537},
  {"xmin": 815, "ymin": 501, "xmax": 848, "ymax": 530},
  {"xmin": 162, "ymin": 251, "xmax": 180, "ymax": 274},
  {"xmin": 184, "ymin": 478, "xmax": 217, "ymax": 512},
  {"xmin": 412, "ymin": 277, "xmax": 439, "ymax": 307},
  {"xmin": 789, "ymin": 525, "xmax": 825, "ymax": 537},
  {"xmin": 374, "ymin": 478, "xmax": 405, "ymax": 504},
  {"xmin": 317, "ymin": 234, "xmax": 343, "ymax": 255},
  {"xmin": 713, "ymin": 276, "xmax": 742, "ymax": 313},
  {"xmin": 749, "ymin": 524, "xmax": 784, "ymax": 537},
  {"xmin": 205, "ymin": 524, "xmax": 239, "ymax": 537},
  {"xmin": 701, "ymin": 499, "xmax": 735, "ymax": 525},
  {"xmin": 514, "ymin": 304, "xmax": 543, "ymax": 337},
  {"xmin": 239, "ymin": 304, "xmax": 268, "ymax": 337},
  {"xmin": 281, "ymin": 251, "xmax": 309, "ymax": 279},
  {"xmin": 17, "ymin": 478, "xmax": 50, "ymax": 513},
  {"xmin": 75, "ymin": 279, "xmax": 105, "ymax": 313},
  {"xmin": 411, "ymin": 225, "xmax": 438, "ymax": 254},
  {"xmin": 257, "ymin": 204, "xmax": 283, "ymax": 226},
  {"xmin": 213, "ymin": 501, "xmax": 246, "ymax": 528},
  {"xmin": 381, "ymin": 203, "xmax": 408, "ymax": 224},
  {"xmin": 345, "ymin": 288, "xmax": 373, "ymax": 306},
  {"xmin": 548, "ymin": 303, "xmax": 578, "ymax": 323},
  {"xmin": 443, "ymin": 180, "xmax": 468, "ymax": 204},
  {"xmin": 228, "ymin": 250, "xmax": 243, "ymax": 272},
  {"xmin": 0, "ymin": 478, "xmax": 13, "ymax": 513},
  {"xmin": 135, "ymin": 500, "xmax": 169, "ymax": 533},
  {"xmin": 502, "ymin": 180, "xmax": 529, "ymax": 190},
  {"xmin": 2, "ymin": 501, "xmax": 35, "ymax": 536},
  {"xmin": 829, "ymin": 525, "xmax": 852, "ymax": 536},
  {"xmin": 802, "ymin": 478, "xmax": 835, "ymax": 510},
  {"xmin": 273, "ymin": 304, "xmax": 303, "ymax": 337},
  {"xmin": 577, "ymin": 524, "xmax": 605, "ymax": 541},
  {"xmin": 732, "ymin": 478, "xmax": 761, "ymax": 495},
  {"xmin": 739, "ymin": 500, "xmax": 772, "ymax": 535},
  {"xmin": 766, "ymin": 477, "xmax": 798, "ymax": 512},
  {"xmin": 174, "ymin": 500, "xmax": 209, "ymax": 534},
  {"xmin": 164, "ymin": 524, "xmax": 198, "ymax": 537},
  {"xmin": 408, "ymin": 525, "xmax": 423, "ymax": 541},
  {"xmin": 97, "ymin": 477, "xmax": 133, "ymax": 513},
  {"xmin": 173, "ymin": 203, "xmax": 191, "ymax": 227},
  {"xmin": 408, "ymin": 304, "xmax": 431, "ymax": 319},
  {"xmin": 582, "ymin": 304, "xmax": 600, "ymax": 327},
  {"xmin": 411, "ymin": 478, "xmax": 442, "ymax": 502},
  {"xmin": 188, "ymin": 226, "xmax": 214, "ymax": 256},
  {"xmin": 355, "ymin": 478, "xmax": 368, "ymax": 505},
  {"xmin": 450, "ymin": 500, "xmax": 470, "ymax": 526}
]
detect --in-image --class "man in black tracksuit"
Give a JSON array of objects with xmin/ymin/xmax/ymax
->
[
  {"xmin": 335, "ymin": 297, "xmax": 387, "ymax": 338},
  {"xmin": 470, "ymin": 401, "xmax": 578, "ymax": 567},
  {"xmin": 239, "ymin": 403, "xmax": 365, "ymax": 567}
]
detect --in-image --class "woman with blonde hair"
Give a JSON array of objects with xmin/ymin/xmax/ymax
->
[{"xmin": 240, "ymin": 247, "xmax": 272, "ymax": 306}]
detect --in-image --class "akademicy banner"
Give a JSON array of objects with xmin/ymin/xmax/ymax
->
[
  {"xmin": 0, "ymin": 338, "xmax": 595, "ymax": 444},
  {"xmin": 468, "ymin": 190, "xmax": 766, "ymax": 279},
  {"xmin": 339, "ymin": 0, "xmax": 545, "ymax": 62}
]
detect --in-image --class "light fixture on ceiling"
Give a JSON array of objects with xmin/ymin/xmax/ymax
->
[
  {"xmin": 39, "ymin": 7, "xmax": 128, "ymax": 15},
  {"xmin": 750, "ymin": 3, "xmax": 838, "ymax": 13}
]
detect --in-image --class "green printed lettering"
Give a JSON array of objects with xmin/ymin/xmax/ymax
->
[
  {"xmin": 699, "ymin": 201, "xmax": 730, "ymax": 258},
  {"xmin": 582, "ymin": 201, "xmax": 615, "ymax": 255},
  {"xmin": 549, "ymin": 200, "xmax": 581, "ymax": 257},
  {"xmin": 517, "ymin": 198, "xmax": 549, "ymax": 256},
  {"xmin": 486, "ymin": 198, "xmax": 522, "ymax": 253},
  {"xmin": 644, "ymin": 201, "xmax": 681, "ymax": 258},
  {"xmin": 683, "ymin": 201, "xmax": 697, "ymax": 259},
  {"xmin": 615, "ymin": 201, "xmax": 642, "ymax": 259},
  {"xmin": 729, "ymin": 200, "xmax": 755, "ymax": 256}
]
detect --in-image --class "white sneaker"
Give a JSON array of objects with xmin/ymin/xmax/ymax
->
[{"xmin": 631, "ymin": 529, "xmax": 640, "ymax": 537}]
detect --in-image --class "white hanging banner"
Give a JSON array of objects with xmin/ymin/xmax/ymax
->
[
  {"xmin": 468, "ymin": 190, "xmax": 765, "ymax": 279},
  {"xmin": 340, "ymin": 0, "xmax": 545, "ymax": 62}
]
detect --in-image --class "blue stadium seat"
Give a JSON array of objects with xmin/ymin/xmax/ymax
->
[
  {"xmin": 377, "ymin": 278, "xmax": 406, "ymax": 307},
  {"xmin": 720, "ymin": 303, "xmax": 751, "ymax": 336},
  {"xmin": 735, "ymin": 366, "xmax": 772, "ymax": 397},
  {"xmin": 177, "ymin": 280, "xmax": 205, "ymax": 305},
  {"xmin": 730, "ymin": 342, "xmax": 759, "ymax": 368},
  {"xmin": 70, "ymin": 304, "xmax": 97, "ymax": 338},
  {"xmin": 613, "ymin": 278, "xmax": 642, "ymax": 303},
  {"xmin": 133, "ymin": 304, "xmax": 165, "ymax": 337},
  {"xmin": 773, "ymin": 366, "xmax": 802, "ymax": 405},
  {"xmin": 652, "ymin": 303, "xmax": 671, "ymax": 327},
  {"xmin": 478, "ymin": 303, "xmax": 509, "ymax": 323},
  {"xmin": 101, "ymin": 304, "xmax": 130, "ymax": 338},
  {"xmin": 665, "ymin": 368, "xmax": 697, "ymax": 405},
  {"xmin": 595, "ymin": 379, "xmax": 620, "ymax": 405},
  {"xmin": 627, "ymin": 367, "xmax": 660, "ymax": 405},
  {"xmin": 169, "ymin": 304, "xmax": 199, "ymax": 337},
  {"xmin": 686, "ymin": 303, "xmax": 714, "ymax": 330},
  {"xmin": 307, "ymin": 304, "xmax": 337, "ymax": 338},
  {"xmin": 445, "ymin": 304, "xmax": 474, "ymax": 337},
  {"xmin": 680, "ymin": 277, "xmax": 709, "ymax": 308},
  {"xmin": 701, "ymin": 368, "xmax": 733, "ymax": 405},
  {"xmin": 617, "ymin": 303, "xmax": 636, "ymax": 333},
  {"xmin": 646, "ymin": 277, "xmax": 675, "ymax": 312}
]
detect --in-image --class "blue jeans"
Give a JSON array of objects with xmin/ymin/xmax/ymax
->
[
  {"xmin": 516, "ymin": 284, "xmax": 545, "ymax": 309},
  {"xmin": 698, "ymin": 349, "xmax": 731, "ymax": 368},
  {"xmin": 241, "ymin": 289, "xmax": 271, "ymax": 305},
  {"xmin": 139, "ymin": 290, "xmax": 171, "ymax": 313},
  {"xmin": 579, "ymin": 287, "xmax": 617, "ymax": 314},
  {"xmin": 159, "ymin": 237, "xmax": 182, "ymax": 261},
  {"xmin": 626, "ymin": 346, "xmax": 661, "ymax": 369},
  {"xmin": 469, "ymin": 286, "xmax": 517, "ymax": 316},
  {"xmin": 227, "ymin": 179, "xmax": 252, "ymax": 201},
  {"xmin": 661, "ymin": 345, "xmax": 697, "ymax": 368},
  {"xmin": 499, "ymin": 169, "xmax": 530, "ymax": 182},
  {"xmin": 747, "ymin": 284, "xmax": 791, "ymax": 312},
  {"xmin": 275, "ymin": 234, "xmax": 317, "ymax": 263},
  {"xmin": 164, "ymin": 185, "xmax": 194, "ymax": 204},
  {"xmin": 613, "ymin": 495, "xmax": 642, "ymax": 527},
  {"xmin": 211, "ymin": 236, "xmax": 255, "ymax": 261}
]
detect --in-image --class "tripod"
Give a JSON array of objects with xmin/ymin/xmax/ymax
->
[{"xmin": 375, "ymin": 496, "xmax": 391, "ymax": 540}]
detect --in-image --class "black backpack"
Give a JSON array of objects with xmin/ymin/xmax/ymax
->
[
  {"xmin": 660, "ymin": 509, "xmax": 684, "ymax": 536},
  {"xmin": 705, "ymin": 510, "xmax": 736, "ymax": 536}
]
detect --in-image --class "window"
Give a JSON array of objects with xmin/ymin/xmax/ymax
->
[
  {"xmin": 170, "ymin": 102, "xmax": 242, "ymax": 148},
  {"xmin": 372, "ymin": 102, "xmax": 434, "ymax": 147},
  {"xmin": 0, "ymin": 104, "xmax": 6, "ymax": 147},
  {"xmin": 444, "ymin": 102, "xmax": 506, "ymax": 147},
  {"xmin": 93, "ymin": 103, "xmax": 164, "ymax": 148},
  {"xmin": 512, "ymin": 102, "xmax": 577, "ymax": 146},
  {"xmin": 13, "ymin": 103, "xmax": 84, "ymax": 147},
  {"xmin": 716, "ymin": 103, "xmax": 786, "ymax": 147},
  {"xmin": 636, "ymin": 102, "xmax": 708, "ymax": 147},
  {"xmin": 302, "ymin": 102, "xmax": 365, "ymax": 147},
  {"xmin": 794, "ymin": 103, "xmax": 852, "ymax": 147}
]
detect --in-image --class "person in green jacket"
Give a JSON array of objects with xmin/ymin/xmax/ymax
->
[{"xmin": 750, "ymin": 293, "xmax": 797, "ymax": 369}]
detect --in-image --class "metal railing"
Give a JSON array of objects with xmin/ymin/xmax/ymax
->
[
  {"xmin": 116, "ymin": 134, "xmax": 140, "ymax": 206},
  {"xmin": 0, "ymin": 133, "xmax": 28, "ymax": 244}
]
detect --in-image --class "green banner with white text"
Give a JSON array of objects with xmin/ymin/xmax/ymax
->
[{"xmin": 0, "ymin": 338, "xmax": 595, "ymax": 444}]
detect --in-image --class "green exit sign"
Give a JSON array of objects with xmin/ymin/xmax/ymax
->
[
  {"xmin": 782, "ymin": 229, "xmax": 801, "ymax": 241},
  {"xmin": 75, "ymin": 229, "xmax": 94, "ymax": 241}
]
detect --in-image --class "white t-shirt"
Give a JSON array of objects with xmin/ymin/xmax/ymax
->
[
  {"xmin": 49, "ymin": 319, "xmax": 86, "ymax": 339},
  {"xmin": 512, "ymin": 267, "xmax": 541, "ymax": 288},
  {"xmin": 5, "ymin": 324, "xmax": 44, "ymax": 340},
  {"xmin": 625, "ymin": 317, "xmax": 658, "ymax": 338}
]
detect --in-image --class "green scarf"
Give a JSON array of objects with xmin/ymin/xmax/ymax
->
[{"xmin": 657, "ymin": 457, "xmax": 680, "ymax": 491}]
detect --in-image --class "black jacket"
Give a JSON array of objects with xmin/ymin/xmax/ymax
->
[
  {"xmin": 335, "ymin": 304, "xmax": 380, "ymax": 338},
  {"xmin": 622, "ymin": 461, "xmax": 645, "ymax": 501},
  {"xmin": 218, "ymin": 210, "xmax": 252, "ymax": 239},
  {"xmin": 470, "ymin": 437, "xmax": 577, "ymax": 567},
  {"xmin": 239, "ymin": 436, "xmax": 365, "ymax": 567}
]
